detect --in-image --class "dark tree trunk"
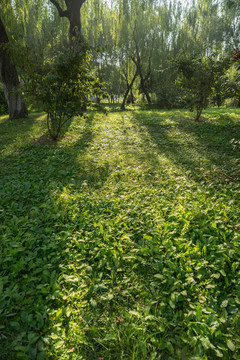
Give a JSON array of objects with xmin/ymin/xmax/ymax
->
[
  {"xmin": 132, "ymin": 25, "xmax": 152, "ymax": 109},
  {"xmin": 69, "ymin": 2, "xmax": 82, "ymax": 40},
  {"xmin": 195, "ymin": 107, "xmax": 203, "ymax": 121},
  {"xmin": 121, "ymin": 70, "xmax": 138, "ymax": 110},
  {"xmin": 140, "ymin": 77, "xmax": 152, "ymax": 108},
  {"xmin": 0, "ymin": 17, "xmax": 28, "ymax": 119},
  {"xmin": 130, "ymin": 88, "xmax": 135, "ymax": 104},
  {"xmin": 49, "ymin": 0, "xmax": 86, "ymax": 42},
  {"xmin": 132, "ymin": 54, "xmax": 152, "ymax": 109}
]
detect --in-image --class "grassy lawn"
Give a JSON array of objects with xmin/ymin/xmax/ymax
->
[{"xmin": 0, "ymin": 105, "xmax": 240, "ymax": 359}]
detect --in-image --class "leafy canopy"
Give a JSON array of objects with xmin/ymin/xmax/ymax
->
[{"xmin": 176, "ymin": 55, "xmax": 228, "ymax": 120}]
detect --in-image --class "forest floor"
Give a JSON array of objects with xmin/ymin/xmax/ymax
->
[{"xmin": 0, "ymin": 105, "xmax": 240, "ymax": 359}]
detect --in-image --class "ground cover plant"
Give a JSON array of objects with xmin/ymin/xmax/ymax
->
[{"xmin": 0, "ymin": 105, "xmax": 240, "ymax": 359}]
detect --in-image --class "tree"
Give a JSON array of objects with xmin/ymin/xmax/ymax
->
[
  {"xmin": 116, "ymin": 0, "xmax": 157, "ymax": 109},
  {"xmin": 49, "ymin": 0, "xmax": 87, "ymax": 42},
  {"xmin": 22, "ymin": 42, "xmax": 102, "ymax": 140},
  {"xmin": 131, "ymin": 23, "xmax": 152, "ymax": 108},
  {"xmin": 78, "ymin": 0, "xmax": 240, "ymax": 110},
  {"xmin": 176, "ymin": 55, "xmax": 227, "ymax": 121},
  {"xmin": 225, "ymin": 49, "xmax": 240, "ymax": 106},
  {"xmin": 120, "ymin": 64, "xmax": 138, "ymax": 110},
  {"xmin": 0, "ymin": 16, "xmax": 28, "ymax": 119}
]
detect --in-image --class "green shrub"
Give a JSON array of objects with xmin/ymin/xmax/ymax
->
[
  {"xmin": 176, "ymin": 55, "xmax": 228, "ymax": 120},
  {"xmin": 9, "ymin": 41, "xmax": 104, "ymax": 139},
  {"xmin": 224, "ymin": 97, "xmax": 239, "ymax": 107},
  {"xmin": 24, "ymin": 43, "xmax": 103, "ymax": 139}
]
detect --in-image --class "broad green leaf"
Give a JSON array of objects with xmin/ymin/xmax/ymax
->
[
  {"xmin": 227, "ymin": 339, "xmax": 235, "ymax": 351},
  {"xmin": 221, "ymin": 300, "xmax": 228, "ymax": 308}
]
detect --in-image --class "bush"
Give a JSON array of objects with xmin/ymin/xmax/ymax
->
[
  {"xmin": 176, "ymin": 55, "xmax": 228, "ymax": 120},
  {"xmin": 224, "ymin": 97, "xmax": 239, "ymax": 107},
  {"xmin": 155, "ymin": 85, "xmax": 184, "ymax": 109},
  {"xmin": 27, "ymin": 44, "xmax": 103, "ymax": 139},
  {"xmin": 11, "ymin": 42, "xmax": 103, "ymax": 139}
]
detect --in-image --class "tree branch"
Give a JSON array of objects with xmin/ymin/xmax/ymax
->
[
  {"xmin": 65, "ymin": 0, "xmax": 86, "ymax": 9},
  {"xmin": 49, "ymin": 0, "xmax": 69, "ymax": 17},
  {"xmin": 131, "ymin": 56, "xmax": 138, "ymax": 68},
  {"xmin": 80, "ymin": 0, "xmax": 87, "ymax": 7}
]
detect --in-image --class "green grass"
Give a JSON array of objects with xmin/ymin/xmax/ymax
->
[{"xmin": 0, "ymin": 105, "xmax": 240, "ymax": 359}]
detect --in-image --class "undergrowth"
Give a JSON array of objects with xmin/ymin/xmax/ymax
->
[{"xmin": 0, "ymin": 105, "xmax": 240, "ymax": 359}]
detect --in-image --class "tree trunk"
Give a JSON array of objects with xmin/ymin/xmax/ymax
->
[
  {"xmin": 49, "ymin": 0, "xmax": 86, "ymax": 43},
  {"xmin": 121, "ymin": 70, "xmax": 138, "ymax": 110},
  {"xmin": 140, "ymin": 77, "xmax": 152, "ymax": 108},
  {"xmin": 195, "ymin": 107, "xmax": 203, "ymax": 121},
  {"xmin": 68, "ymin": 1, "xmax": 82, "ymax": 41},
  {"xmin": 130, "ymin": 88, "xmax": 134, "ymax": 104},
  {"xmin": 0, "ymin": 17, "xmax": 28, "ymax": 119},
  {"xmin": 132, "ymin": 57, "xmax": 152, "ymax": 109},
  {"xmin": 132, "ymin": 25, "xmax": 152, "ymax": 109}
]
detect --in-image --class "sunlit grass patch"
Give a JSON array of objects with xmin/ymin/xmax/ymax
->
[{"xmin": 0, "ymin": 106, "xmax": 240, "ymax": 359}]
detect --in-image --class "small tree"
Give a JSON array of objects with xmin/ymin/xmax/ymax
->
[
  {"xmin": 176, "ymin": 55, "xmax": 227, "ymax": 121},
  {"xmin": 23, "ymin": 43, "xmax": 102, "ymax": 140}
]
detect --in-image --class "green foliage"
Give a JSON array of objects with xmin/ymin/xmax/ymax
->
[
  {"xmin": 20, "ymin": 43, "xmax": 103, "ymax": 139},
  {"xmin": 2, "ymin": 0, "xmax": 240, "ymax": 110},
  {"xmin": 0, "ymin": 106, "xmax": 240, "ymax": 359},
  {"xmin": 210, "ymin": 57, "xmax": 240, "ymax": 107},
  {"xmin": 226, "ymin": 0, "xmax": 240, "ymax": 9},
  {"xmin": 225, "ymin": 60, "xmax": 240, "ymax": 105},
  {"xmin": 152, "ymin": 64, "xmax": 183, "ymax": 109},
  {"xmin": 80, "ymin": 0, "xmax": 240, "ymax": 105},
  {"xmin": 176, "ymin": 55, "xmax": 228, "ymax": 120}
]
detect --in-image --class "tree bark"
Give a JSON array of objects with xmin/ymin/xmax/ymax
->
[
  {"xmin": 0, "ymin": 16, "xmax": 28, "ymax": 119},
  {"xmin": 140, "ymin": 76, "xmax": 152, "ymax": 108},
  {"xmin": 132, "ymin": 25, "xmax": 152, "ymax": 109},
  {"xmin": 132, "ymin": 54, "xmax": 152, "ymax": 109},
  {"xmin": 121, "ymin": 70, "xmax": 138, "ymax": 110},
  {"xmin": 49, "ymin": 0, "xmax": 86, "ymax": 42}
]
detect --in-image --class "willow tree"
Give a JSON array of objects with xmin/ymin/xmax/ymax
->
[
  {"xmin": 0, "ymin": 0, "xmax": 69, "ymax": 117},
  {"xmin": 78, "ymin": 0, "xmax": 240, "ymax": 109},
  {"xmin": 0, "ymin": 15, "xmax": 28, "ymax": 119},
  {"xmin": 11, "ymin": 0, "xmax": 68, "ymax": 56},
  {"xmin": 130, "ymin": 3, "xmax": 161, "ymax": 108},
  {"xmin": 81, "ymin": 0, "xmax": 174, "ymax": 108}
]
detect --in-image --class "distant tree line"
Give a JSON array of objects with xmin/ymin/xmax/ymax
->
[{"xmin": 0, "ymin": 0, "xmax": 240, "ymax": 125}]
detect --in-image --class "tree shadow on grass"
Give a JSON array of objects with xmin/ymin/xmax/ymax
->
[
  {"xmin": 131, "ymin": 108, "xmax": 240, "ymax": 182},
  {"xmin": 31, "ymin": 113, "xmax": 76, "ymax": 145},
  {"xmin": 0, "ymin": 113, "xmax": 42, "ymax": 149},
  {"xmin": 102, "ymin": 102, "xmax": 148, "ymax": 114},
  {"xmin": 36, "ymin": 111, "xmax": 111, "ymax": 190},
  {"xmin": 174, "ymin": 112, "xmax": 240, "ymax": 169},
  {"xmin": 0, "ymin": 110, "xmax": 112, "ymax": 359}
]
